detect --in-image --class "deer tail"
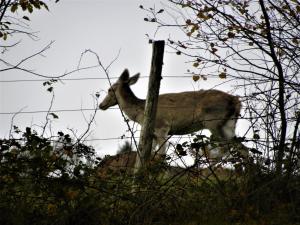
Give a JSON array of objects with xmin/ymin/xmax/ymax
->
[{"xmin": 233, "ymin": 96, "xmax": 241, "ymax": 119}]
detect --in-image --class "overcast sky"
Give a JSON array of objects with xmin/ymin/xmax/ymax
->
[{"xmin": 0, "ymin": 0, "xmax": 249, "ymax": 156}]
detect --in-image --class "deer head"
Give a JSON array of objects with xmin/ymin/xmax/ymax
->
[{"xmin": 99, "ymin": 69, "xmax": 140, "ymax": 110}]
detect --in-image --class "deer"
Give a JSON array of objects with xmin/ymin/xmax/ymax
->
[{"xmin": 99, "ymin": 69, "xmax": 248, "ymax": 165}]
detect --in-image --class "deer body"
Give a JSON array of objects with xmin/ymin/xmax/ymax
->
[{"xmin": 100, "ymin": 69, "xmax": 242, "ymax": 156}]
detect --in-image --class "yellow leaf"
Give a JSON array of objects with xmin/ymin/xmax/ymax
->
[
  {"xmin": 186, "ymin": 19, "xmax": 192, "ymax": 25},
  {"xmin": 193, "ymin": 62, "xmax": 199, "ymax": 67},
  {"xmin": 219, "ymin": 72, "xmax": 227, "ymax": 79},
  {"xmin": 66, "ymin": 190, "xmax": 79, "ymax": 200},
  {"xmin": 192, "ymin": 75, "xmax": 200, "ymax": 82},
  {"xmin": 47, "ymin": 204, "xmax": 57, "ymax": 215}
]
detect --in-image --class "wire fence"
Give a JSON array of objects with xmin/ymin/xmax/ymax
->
[
  {"xmin": 0, "ymin": 74, "xmax": 267, "ymax": 154},
  {"xmin": 0, "ymin": 74, "xmax": 226, "ymax": 83}
]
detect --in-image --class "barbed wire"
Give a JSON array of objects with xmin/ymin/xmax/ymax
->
[
  {"xmin": 4, "ymin": 135, "xmax": 271, "ymax": 142},
  {"xmin": 0, "ymin": 108, "xmax": 98, "ymax": 115},
  {"xmin": 0, "ymin": 106, "xmax": 269, "ymax": 116},
  {"xmin": 0, "ymin": 75, "xmax": 221, "ymax": 83}
]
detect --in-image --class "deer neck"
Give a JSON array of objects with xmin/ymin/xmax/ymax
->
[{"xmin": 116, "ymin": 85, "xmax": 145, "ymax": 123}]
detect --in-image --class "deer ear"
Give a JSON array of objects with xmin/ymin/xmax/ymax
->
[
  {"xmin": 128, "ymin": 73, "xmax": 140, "ymax": 85},
  {"xmin": 119, "ymin": 69, "xmax": 130, "ymax": 82}
]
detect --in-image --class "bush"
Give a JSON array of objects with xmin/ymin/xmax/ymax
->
[{"xmin": 1, "ymin": 128, "xmax": 300, "ymax": 225}]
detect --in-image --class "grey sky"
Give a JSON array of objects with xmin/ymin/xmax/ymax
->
[{"xmin": 0, "ymin": 0, "xmax": 249, "ymax": 156}]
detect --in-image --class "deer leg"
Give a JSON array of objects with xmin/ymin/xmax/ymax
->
[
  {"xmin": 153, "ymin": 127, "xmax": 170, "ymax": 157},
  {"xmin": 208, "ymin": 126, "xmax": 231, "ymax": 166},
  {"xmin": 222, "ymin": 119, "xmax": 249, "ymax": 158}
]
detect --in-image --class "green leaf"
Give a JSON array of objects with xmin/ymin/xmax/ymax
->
[
  {"xmin": 27, "ymin": 4, "xmax": 33, "ymax": 13},
  {"xmin": 11, "ymin": 4, "xmax": 18, "ymax": 13}
]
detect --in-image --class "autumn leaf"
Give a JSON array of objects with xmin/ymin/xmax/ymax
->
[
  {"xmin": 197, "ymin": 12, "xmax": 210, "ymax": 20},
  {"xmin": 66, "ymin": 189, "xmax": 79, "ymax": 200},
  {"xmin": 193, "ymin": 62, "xmax": 199, "ymax": 67},
  {"xmin": 292, "ymin": 38, "xmax": 299, "ymax": 45},
  {"xmin": 193, "ymin": 75, "xmax": 200, "ymax": 82},
  {"xmin": 227, "ymin": 32, "xmax": 235, "ymax": 38},
  {"xmin": 219, "ymin": 72, "xmax": 227, "ymax": 79}
]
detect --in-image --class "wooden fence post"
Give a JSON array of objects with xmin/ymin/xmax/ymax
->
[{"xmin": 135, "ymin": 40, "xmax": 165, "ymax": 171}]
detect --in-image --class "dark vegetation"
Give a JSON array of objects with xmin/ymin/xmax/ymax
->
[
  {"xmin": 1, "ymin": 128, "xmax": 300, "ymax": 225},
  {"xmin": 1, "ymin": 0, "xmax": 300, "ymax": 224}
]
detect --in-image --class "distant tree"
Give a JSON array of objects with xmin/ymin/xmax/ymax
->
[{"xmin": 143, "ymin": 0, "xmax": 300, "ymax": 174}]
